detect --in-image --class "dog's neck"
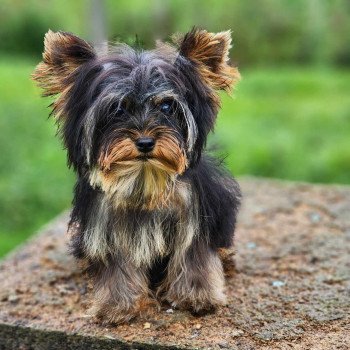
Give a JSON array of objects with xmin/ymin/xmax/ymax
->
[{"xmin": 89, "ymin": 163, "xmax": 190, "ymax": 211}]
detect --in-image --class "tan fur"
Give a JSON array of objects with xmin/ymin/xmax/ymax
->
[
  {"xmin": 90, "ymin": 162, "xmax": 179, "ymax": 211},
  {"xmin": 92, "ymin": 296, "xmax": 158, "ymax": 324},
  {"xmin": 174, "ymin": 29, "xmax": 240, "ymax": 93},
  {"xmin": 32, "ymin": 30, "xmax": 95, "ymax": 119},
  {"xmin": 89, "ymin": 259, "xmax": 156, "ymax": 324},
  {"xmin": 93, "ymin": 126, "xmax": 188, "ymax": 210},
  {"xmin": 218, "ymin": 247, "xmax": 236, "ymax": 278}
]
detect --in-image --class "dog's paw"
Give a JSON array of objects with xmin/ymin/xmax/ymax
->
[
  {"xmin": 164, "ymin": 286, "xmax": 227, "ymax": 314},
  {"xmin": 90, "ymin": 296, "xmax": 159, "ymax": 325}
]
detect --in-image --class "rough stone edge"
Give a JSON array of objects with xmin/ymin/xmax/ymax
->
[{"xmin": 0, "ymin": 323, "xmax": 186, "ymax": 350}]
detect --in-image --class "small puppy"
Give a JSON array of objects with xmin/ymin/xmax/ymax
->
[{"xmin": 33, "ymin": 28, "xmax": 241, "ymax": 323}]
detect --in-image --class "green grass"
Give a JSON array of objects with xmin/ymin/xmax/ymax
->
[
  {"xmin": 216, "ymin": 67, "xmax": 350, "ymax": 183},
  {"xmin": 0, "ymin": 57, "xmax": 349, "ymax": 257},
  {"xmin": 0, "ymin": 57, "xmax": 74, "ymax": 256}
]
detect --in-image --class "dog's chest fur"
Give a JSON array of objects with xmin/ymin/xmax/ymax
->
[{"xmin": 83, "ymin": 179, "xmax": 198, "ymax": 267}]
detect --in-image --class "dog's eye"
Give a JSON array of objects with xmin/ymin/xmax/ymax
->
[
  {"xmin": 159, "ymin": 100, "xmax": 175, "ymax": 115},
  {"xmin": 109, "ymin": 102, "xmax": 126, "ymax": 119},
  {"xmin": 115, "ymin": 106, "xmax": 125, "ymax": 117}
]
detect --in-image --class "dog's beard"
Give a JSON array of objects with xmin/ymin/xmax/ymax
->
[{"xmin": 89, "ymin": 131, "xmax": 188, "ymax": 210}]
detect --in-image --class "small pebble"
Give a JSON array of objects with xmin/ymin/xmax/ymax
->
[
  {"xmin": 194, "ymin": 323, "xmax": 202, "ymax": 329},
  {"xmin": 104, "ymin": 334, "xmax": 116, "ymax": 340},
  {"xmin": 218, "ymin": 341, "xmax": 229, "ymax": 348},
  {"xmin": 143, "ymin": 322, "xmax": 151, "ymax": 329},
  {"xmin": 272, "ymin": 280, "xmax": 285, "ymax": 287},
  {"xmin": 246, "ymin": 242, "xmax": 257, "ymax": 249},
  {"xmin": 231, "ymin": 329, "xmax": 244, "ymax": 337},
  {"xmin": 165, "ymin": 308, "xmax": 174, "ymax": 314},
  {"xmin": 8, "ymin": 294, "xmax": 19, "ymax": 303},
  {"xmin": 309, "ymin": 212, "xmax": 321, "ymax": 223}
]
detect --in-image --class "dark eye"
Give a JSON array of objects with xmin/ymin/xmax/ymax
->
[
  {"xmin": 109, "ymin": 102, "xmax": 126, "ymax": 119},
  {"xmin": 159, "ymin": 100, "xmax": 175, "ymax": 115},
  {"xmin": 115, "ymin": 106, "xmax": 125, "ymax": 117}
]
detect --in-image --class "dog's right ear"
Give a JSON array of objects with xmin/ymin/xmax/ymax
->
[
  {"xmin": 174, "ymin": 28, "xmax": 239, "ymax": 93},
  {"xmin": 32, "ymin": 30, "xmax": 96, "ymax": 97}
]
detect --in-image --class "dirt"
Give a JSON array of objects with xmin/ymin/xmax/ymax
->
[{"xmin": 0, "ymin": 177, "xmax": 349, "ymax": 349}]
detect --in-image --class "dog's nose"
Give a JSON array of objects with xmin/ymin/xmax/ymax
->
[{"xmin": 135, "ymin": 137, "xmax": 155, "ymax": 153}]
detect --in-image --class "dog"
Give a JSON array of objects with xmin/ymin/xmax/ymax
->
[{"xmin": 32, "ymin": 28, "xmax": 241, "ymax": 324}]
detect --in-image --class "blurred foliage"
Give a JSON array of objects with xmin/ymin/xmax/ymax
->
[
  {"xmin": 1, "ymin": 0, "xmax": 350, "ymax": 66},
  {"xmin": 216, "ymin": 68, "xmax": 350, "ymax": 184},
  {"xmin": 0, "ymin": 0, "xmax": 84, "ymax": 58},
  {"xmin": 0, "ymin": 57, "xmax": 74, "ymax": 255}
]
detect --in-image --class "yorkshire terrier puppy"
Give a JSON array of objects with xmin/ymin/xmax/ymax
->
[{"xmin": 33, "ymin": 28, "xmax": 241, "ymax": 323}]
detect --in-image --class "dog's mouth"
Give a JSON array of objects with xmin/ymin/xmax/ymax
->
[
  {"xmin": 136, "ymin": 154, "xmax": 153, "ymax": 161},
  {"xmin": 98, "ymin": 135, "xmax": 188, "ymax": 175},
  {"xmin": 99, "ymin": 154, "xmax": 184, "ymax": 177},
  {"xmin": 119, "ymin": 155, "xmax": 180, "ymax": 174},
  {"xmin": 106, "ymin": 154, "xmax": 155, "ymax": 164}
]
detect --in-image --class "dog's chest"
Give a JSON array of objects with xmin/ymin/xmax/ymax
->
[
  {"xmin": 83, "ymin": 187, "xmax": 198, "ymax": 267},
  {"xmin": 114, "ymin": 201, "xmax": 199, "ymax": 267},
  {"xmin": 113, "ymin": 209, "xmax": 178, "ymax": 265}
]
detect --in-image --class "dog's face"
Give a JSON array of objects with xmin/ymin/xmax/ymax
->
[{"xmin": 33, "ymin": 29, "xmax": 239, "ymax": 207}]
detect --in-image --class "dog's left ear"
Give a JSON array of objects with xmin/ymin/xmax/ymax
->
[
  {"xmin": 32, "ymin": 30, "xmax": 96, "ymax": 97},
  {"xmin": 175, "ymin": 28, "xmax": 240, "ymax": 92}
]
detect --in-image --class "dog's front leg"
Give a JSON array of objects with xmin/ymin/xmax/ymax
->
[
  {"xmin": 88, "ymin": 256, "xmax": 154, "ymax": 324},
  {"xmin": 162, "ymin": 240, "xmax": 226, "ymax": 313}
]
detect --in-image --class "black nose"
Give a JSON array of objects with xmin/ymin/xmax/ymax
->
[{"xmin": 135, "ymin": 137, "xmax": 155, "ymax": 153}]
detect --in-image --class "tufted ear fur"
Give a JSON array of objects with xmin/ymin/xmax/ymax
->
[
  {"xmin": 175, "ymin": 28, "xmax": 240, "ymax": 92},
  {"xmin": 32, "ymin": 30, "xmax": 96, "ymax": 118}
]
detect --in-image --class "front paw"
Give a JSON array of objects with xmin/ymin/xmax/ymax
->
[
  {"xmin": 91, "ymin": 296, "xmax": 159, "ymax": 324},
  {"xmin": 164, "ymin": 284, "xmax": 227, "ymax": 313}
]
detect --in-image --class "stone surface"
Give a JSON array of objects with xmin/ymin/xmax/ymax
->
[{"xmin": 0, "ymin": 178, "xmax": 349, "ymax": 349}]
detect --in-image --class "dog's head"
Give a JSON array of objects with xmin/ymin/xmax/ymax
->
[{"xmin": 33, "ymin": 29, "xmax": 239, "ymax": 208}]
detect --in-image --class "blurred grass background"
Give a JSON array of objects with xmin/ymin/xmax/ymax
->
[{"xmin": 0, "ymin": 0, "xmax": 349, "ymax": 256}]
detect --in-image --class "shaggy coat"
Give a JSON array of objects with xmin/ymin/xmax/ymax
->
[{"xmin": 33, "ymin": 28, "xmax": 241, "ymax": 323}]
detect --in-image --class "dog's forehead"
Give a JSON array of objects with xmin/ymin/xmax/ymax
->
[
  {"xmin": 96, "ymin": 48, "xmax": 182, "ymax": 100},
  {"xmin": 101, "ymin": 49, "xmax": 173, "ymax": 77}
]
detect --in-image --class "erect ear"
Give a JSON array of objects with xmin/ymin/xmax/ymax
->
[
  {"xmin": 175, "ymin": 28, "xmax": 240, "ymax": 92},
  {"xmin": 32, "ymin": 30, "xmax": 96, "ymax": 97}
]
